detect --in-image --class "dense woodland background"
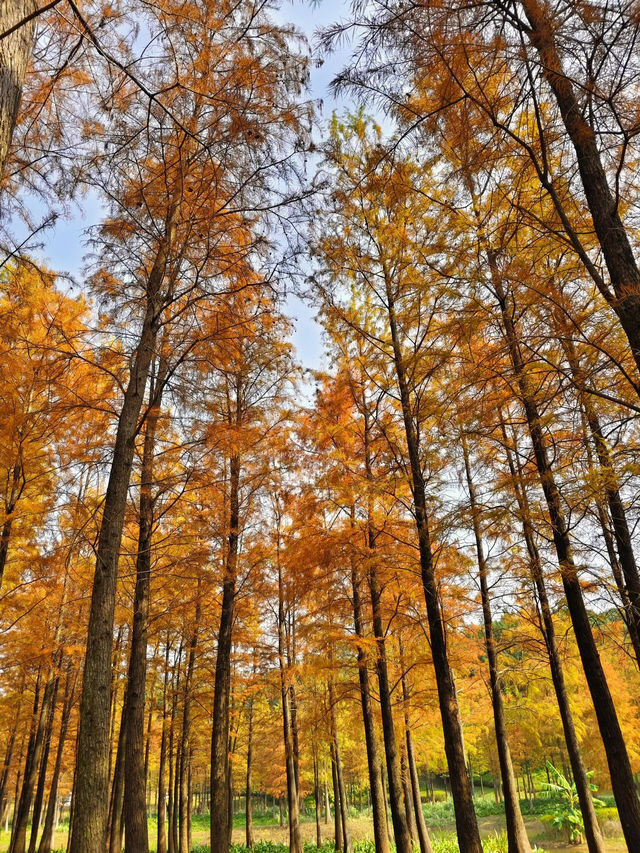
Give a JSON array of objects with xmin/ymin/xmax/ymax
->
[{"xmin": 1, "ymin": 2, "xmax": 640, "ymax": 853}]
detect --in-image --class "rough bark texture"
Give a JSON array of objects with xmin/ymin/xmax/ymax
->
[
  {"xmin": 519, "ymin": 0, "xmax": 640, "ymax": 384},
  {"xmin": 0, "ymin": 0, "xmax": 35, "ymax": 178},
  {"xmin": 279, "ymin": 558, "xmax": 302, "ymax": 853},
  {"xmin": 245, "ymin": 697, "xmax": 254, "ymax": 850},
  {"xmin": 38, "ymin": 671, "xmax": 75, "ymax": 853},
  {"xmin": 462, "ymin": 437, "xmax": 531, "ymax": 853},
  {"xmin": 350, "ymin": 558, "xmax": 391, "ymax": 853},
  {"xmin": 328, "ymin": 679, "xmax": 351, "ymax": 853},
  {"xmin": 398, "ymin": 641, "xmax": 433, "ymax": 853},
  {"xmin": 491, "ymin": 261, "xmax": 640, "ymax": 850},
  {"xmin": 70, "ymin": 224, "xmax": 174, "ymax": 853},
  {"xmin": 383, "ymin": 272, "xmax": 482, "ymax": 853},
  {"xmin": 157, "ymin": 642, "xmax": 171, "ymax": 853},
  {"xmin": 124, "ymin": 360, "xmax": 167, "ymax": 853},
  {"xmin": 179, "ymin": 593, "xmax": 200, "ymax": 853},
  {"xmin": 501, "ymin": 422, "xmax": 606, "ymax": 853},
  {"xmin": 210, "ymin": 454, "xmax": 240, "ymax": 853}
]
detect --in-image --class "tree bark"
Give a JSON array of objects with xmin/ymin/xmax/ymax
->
[
  {"xmin": 70, "ymin": 217, "xmax": 175, "ymax": 853},
  {"xmin": 398, "ymin": 640, "xmax": 434, "ymax": 853},
  {"xmin": 383, "ymin": 270, "xmax": 482, "ymax": 853},
  {"xmin": 461, "ymin": 435, "xmax": 531, "ymax": 853},
  {"xmin": 38, "ymin": 670, "xmax": 76, "ymax": 853},
  {"xmin": 179, "ymin": 589, "xmax": 200, "ymax": 853},
  {"xmin": 210, "ymin": 452, "xmax": 240, "ymax": 853},
  {"xmin": 350, "ymin": 556, "xmax": 391, "ymax": 853},
  {"xmin": 124, "ymin": 355, "xmax": 167, "ymax": 853},
  {"xmin": 519, "ymin": 0, "xmax": 640, "ymax": 385},
  {"xmin": 491, "ymin": 261, "xmax": 640, "ymax": 849},
  {"xmin": 501, "ymin": 419, "xmax": 606, "ymax": 853},
  {"xmin": 278, "ymin": 552, "xmax": 302, "ymax": 853},
  {"xmin": 0, "ymin": 0, "xmax": 35, "ymax": 178},
  {"xmin": 328, "ymin": 679, "xmax": 351, "ymax": 853},
  {"xmin": 245, "ymin": 696, "xmax": 254, "ymax": 849}
]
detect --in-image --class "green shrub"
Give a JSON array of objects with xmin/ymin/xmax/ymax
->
[{"xmin": 594, "ymin": 806, "xmax": 619, "ymax": 822}]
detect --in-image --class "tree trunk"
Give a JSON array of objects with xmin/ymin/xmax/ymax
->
[
  {"xmin": 461, "ymin": 435, "xmax": 531, "ymax": 853},
  {"xmin": 28, "ymin": 677, "xmax": 59, "ymax": 853},
  {"xmin": 501, "ymin": 420, "xmax": 606, "ymax": 853},
  {"xmin": 383, "ymin": 270, "xmax": 482, "ymax": 853},
  {"xmin": 558, "ymin": 328, "xmax": 640, "ymax": 664},
  {"xmin": 328, "ymin": 678, "xmax": 351, "ymax": 853},
  {"xmin": 108, "ymin": 710, "xmax": 126, "ymax": 853},
  {"xmin": 210, "ymin": 453, "xmax": 240, "ymax": 853},
  {"xmin": 313, "ymin": 748, "xmax": 322, "ymax": 848},
  {"xmin": 0, "ymin": 0, "xmax": 35, "ymax": 178},
  {"xmin": 398, "ymin": 640, "xmax": 433, "ymax": 853},
  {"xmin": 124, "ymin": 356, "xmax": 167, "ymax": 853},
  {"xmin": 179, "ymin": 590, "xmax": 200, "ymax": 853},
  {"xmin": 350, "ymin": 555, "xmax": 391, "ymax": 853},
  {"xmin": 70, "ymin": 220, "xmax": 175, "ymax": 853},
  {"xmin": 11, "ymin": 674, "xmax": 58, "ymax": 853},
  {"xmin": 38, "ymin": 670, "xmax": 76, "ymax": 853},
  {"xmin": 245, "ymin": 696, "xmax": 254, "ymax": 850},
  {"xmin": 0, "ymin": 688, "xmax": 24, "ymax": 825},
  {"xmin": 519, "ymin": 0, "xmax": 640, "ymax": 385},
  {"xmin": 491, "ymin": 263, "xmax": 640, "ymax": 849},
  {"xmin": 331, "ymin": 741, "xmax": 342, "ymax": 850},
  {"xmin": 278, "ymin": 554, "xmax": 302, "ymax": 853}
]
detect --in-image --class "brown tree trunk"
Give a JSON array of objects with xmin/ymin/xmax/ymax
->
[
  {"xmin": 124, "ymin": 356, "xmax": 167, "ymax": 853},
  {"xmin": 11, "ymin": 674, "xmax": 58, "ymax": 853},
  {"xmin": 501, "ymin": 420, "xmax": 606, "ymax": 853},
  {"xmin": 0, "ymin": 687, "xmax": 24, "ymax": 825},
  {"xmin": 210, "ymin": 452, "xmax": 240, "ymax": 853},
  {"xmin": 245, "ymin": 696, "xmax": 254, "ymax": 850},
  {"xmin": 278, "ymin": 554, "xmax": 302, "ymax": 853},
  {"xmin": 108, "ymin": 709, "xmax": 126, "ymax": 853},
  {"xmin": 28, "ymin": 678, "xmax": 59, "ymax": 853},
  {"xmin": 179, "ymin": 590, "xmax": 200, "ymax": 853},
  {"xmin": 398, "ymin": 640, "xmax": 433, "ymax": 853},
  {"xmin": 70, "ymin": 219, "xmax": 175, "ymax": 853},
  {"xmin": 313, "ymin": 748, "xmax": 322, "ymax": 848},
  {"xmin": 350, "ymin": 555, "xmax": 391, "ymax": 853},
  {"xmin": 519, "ymin": 0, "xmax": 640, "ymax": 385},
  {"xmin": 461, "ymin": 435, "xmax": 531, "ymax": 853},
  {"xmin": 0, "ymin": 0, "xmax": 35, "ymax": 178},
  {"xmin": 167, "ymin": 642, "xmax": 182, "ymax": 853},
  {"xmin": 328, "ymin": 683, "xmax": 350, "ymax": 853},
  {"xmin": 491, "ymin": 264, "xmax": 640, "ymax": 849},
  {"xmin": 559, "ymin": 329, "xmax": 640, "ymax": 663},
  {"xmin": 382, "ymin": 271, "xmax": 482, "ymax": 853},
  {"xmin": 38, "ymin": 670, "xmax": 76, "ymax": 853}
]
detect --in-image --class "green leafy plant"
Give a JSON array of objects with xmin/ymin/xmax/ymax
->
[{"xmin": 542, "ymin": 761, "xmax": 603, "ymax": 844}]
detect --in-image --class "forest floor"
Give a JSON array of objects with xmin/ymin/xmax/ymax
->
[{"xmin": 0, "ymin": 813, "xmax": 627, "ymax": 852}]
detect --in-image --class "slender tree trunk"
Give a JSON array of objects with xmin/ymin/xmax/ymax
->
[
  {"xmin": 11, "ymin": 674, "xmax": 59, "ymax": 853},
  {"xmin": 245, "ymin": 696, "xmax": 254, "ymax": 850},
  {"xmin": 519, "ymin": 0, "xmax": 640, "ymax": 385},
  {"xmin": 491, "ymin": 257, "xmax": 640, "ymax": 846},
  {"xmin": 28, "ymin": 678, "xmax": 59, "ymax": 853},
  {"xmin": 461, "ymin": 435, "xmax": 531, "ymax": 853},
  {"xmin": 179, "ymin": 590, "xmax": 200, "ymax": 853},
  {"xmin": 331, "ymin": 740, "xmax": 342, "ymax": 850},
  {"xmin": 350, "ymin": 554, "xmax": 391, "ymax": 853},
  {"xmin": 383, "ymin": 269, "xmax": 483, "ymax": 853},
  {"xmin": 367, "ymin": 558, "xmax": 414, "ymax": 853},
  {"xmin": 328, "ymin": 678, "xmax": 351, "ymax": 853},
  {"xmin": 398, "ymin": 640, "xmax": 433, "ymax": 853},
  {"xmin": 167, "ymin": 643, "xmax": 182, "ymax": 853},
  {"xmin": 0, "ymin": 689, "xmax": 24, "ymax": 825},
  {"xmin": 0, "ymin": 0, "xmax": 35, "ymax": 178},
  {"xmin": 38, "ymin": 671, "xmax": 76, "ymax": 853},
  {"xmin": 70, "ymin": 218, "xmax": 175, "ymax": 853},
  {"xmin": 558, "ymin": 329, "xmax": 640, "ymax": 664},
  {"xmin": 124, "ymin": 356, "xmax": 167, "ymax": 853},
  {"xmin": 108, "ymin": 711, "xmax": 126, "ymax": 853},
  {"xmin": 278, "ymin": 553, "xmax": 302, "ymax": 853},
  {"xmin": 210, "ymin": 452, "xmax": 240, "ymax": 853},
  {"xmin": 0, "ymin": 458, "xmax": 25, "ymax": 590},
  {"xmin": 501, "ymin": 420, "xmax": 606, "ymax": 853},
  {"xmin": 313, "ymin": 748, "xmax": 322, "ymax": 848}
]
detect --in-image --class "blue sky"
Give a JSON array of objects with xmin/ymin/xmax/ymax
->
[{"xmin": 27, "ymin": 0, "xmax": 357, "ymax": 374}]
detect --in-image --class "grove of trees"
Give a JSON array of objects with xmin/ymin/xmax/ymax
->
[{"xmin": 1, "ymin": 2, "xmax": 640, "ymax": 853}]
